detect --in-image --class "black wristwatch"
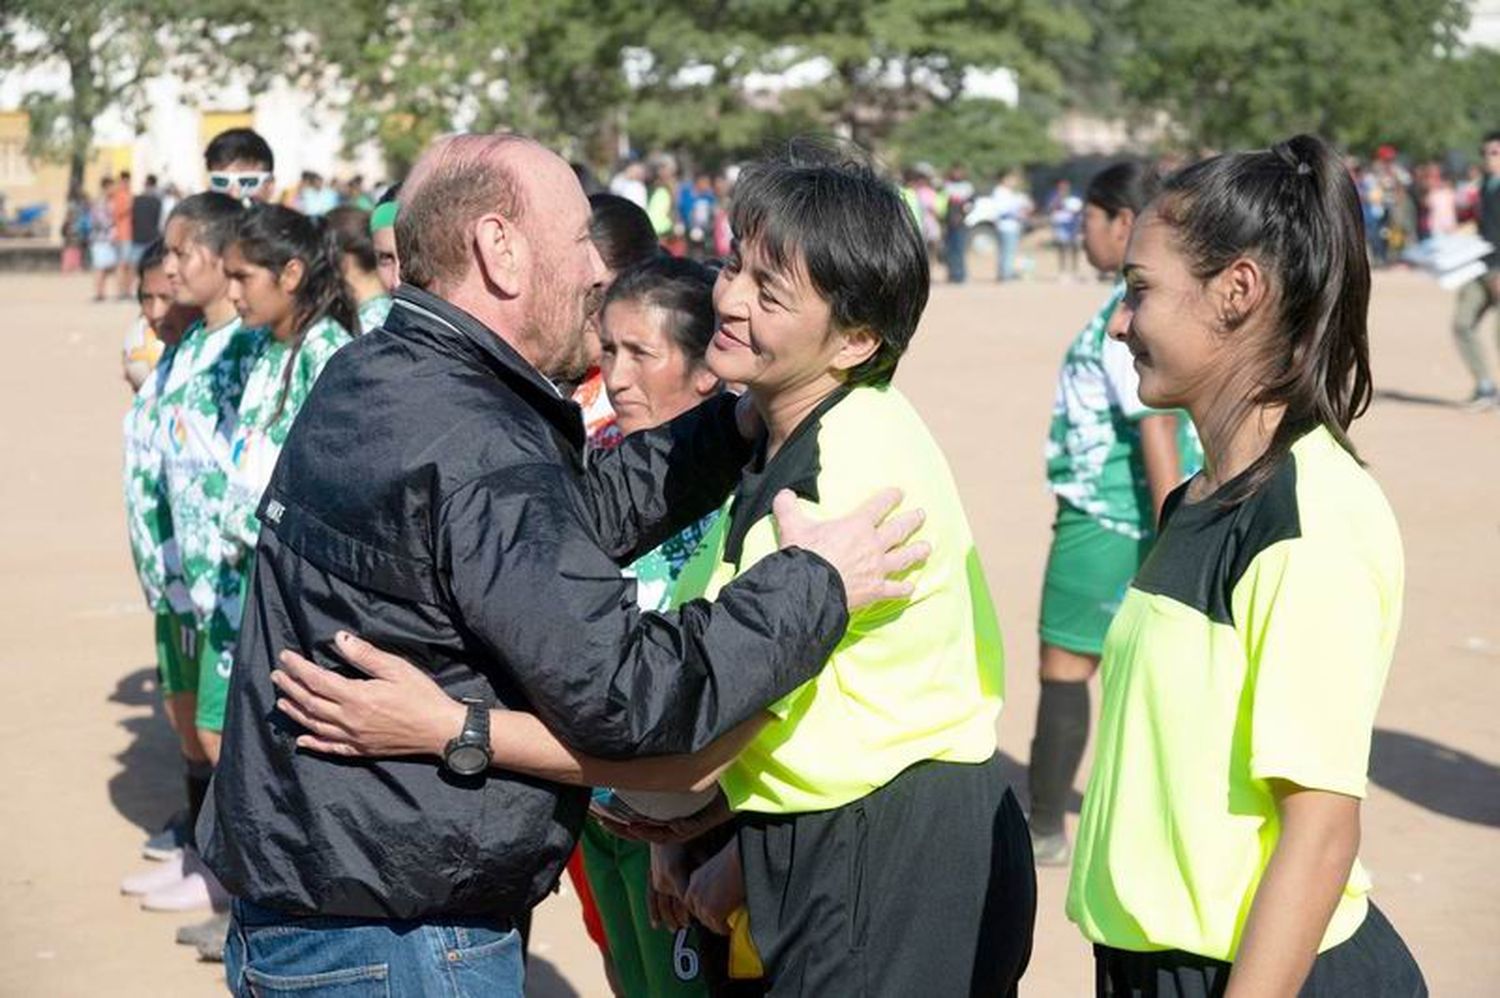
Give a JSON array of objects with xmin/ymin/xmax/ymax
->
[{"xmin": 442, "ymin": 698, "xmax": 492, "ymax": 776}]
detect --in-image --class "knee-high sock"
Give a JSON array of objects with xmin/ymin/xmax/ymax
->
[
  {"xmin": 185, "ymin": 759, "xmax": 214, "ymax": 850},
  {"xmin": 1027, "ymin": 679, "xmax": 1090, "ymax": 837}
]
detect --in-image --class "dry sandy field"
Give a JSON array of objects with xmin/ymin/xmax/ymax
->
[{"xmin": 0, "ymin": 269, "xmax": 1495, "ymax": 997}]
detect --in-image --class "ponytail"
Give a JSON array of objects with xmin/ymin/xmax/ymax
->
[
  {"xmin": 1152, "ymin": 133, "xmax": 1371, "ymax": 501},
  {"xmin": 231, "ymin": 204, "xmax": 358, "ymax": 425}
]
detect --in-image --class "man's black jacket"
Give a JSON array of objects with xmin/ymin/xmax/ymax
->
[{"xmin": 199, "ymin": 286, "xmax": 847, "ymax": 919}]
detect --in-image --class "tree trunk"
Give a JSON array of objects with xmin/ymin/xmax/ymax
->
[{"xmin": 64, "ymin": 20, "xmax": 98, "ymax": 196}]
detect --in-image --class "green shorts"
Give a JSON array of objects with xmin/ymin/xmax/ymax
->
[
  {"xmin": 195, "ymin": 609, "xmax": 239, "ymax": 733},
  {"xmin": 579, "ymin": 819, "xmax": 710, "ymax": 998},
  {"xmin": 1039, "ymin": 501, "xmax": 1151, "ymax": 656},
  {"xmin": 154, "ymin": 609, "xmax": 200, "ymax": 696}
]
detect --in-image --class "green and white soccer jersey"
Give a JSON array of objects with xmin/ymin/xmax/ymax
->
[
  {"xmin": 221, "ymin": 316, "xmax": 352, "ymax": 563},
  {"xmin": 123, "ymin": 343, "xmax": 179, "ymax": 611},
  {"xmin": 201, "ymin": 317, "xmax": 352, "ymax": 688},
  {"xmin": 157, "ymin": 315, "xmax": 266, "ymax": 624},
  {"xmin": 357, "ymin": 294, "xmax": 392, "ymax": 334},
  {"xmin": 1044, "ymin": 283, "xmax": 1202, "ymax": 539}
]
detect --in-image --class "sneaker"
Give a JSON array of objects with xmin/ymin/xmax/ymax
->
[
  {"xmin": 177, "ymin": 912, "xmax": 231, "ymax": 949},
  {"xmin": 197, "ymin": 931, "xmax": 227, "ymax": 963},
  {"xmin": 140, "ymin": 851, "xmax": 229, "ymax": 913},
  {"xmin": 1030, "ymin": 830, "xmax": 1071, "ymax": 867},
  {"xmin": 121, "ymin": 852, "xmax": 186, "ymax": 896},
  {"xmin": 142, "ymin": 810, "xmax": 190, "ymax": 861}
]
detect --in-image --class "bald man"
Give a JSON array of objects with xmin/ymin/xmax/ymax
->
[{"xmin": 199, "ymin": 135, "xmax": 923, "ymax": 994}]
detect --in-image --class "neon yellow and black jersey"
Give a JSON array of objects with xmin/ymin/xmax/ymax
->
[
  {"xmin": 671, "ymin": 384, "xmax": 1005, "ymax": 815},
  {"xmin": 1067, "ymin": 425, "xmax": 1403, "ymax": 961}
]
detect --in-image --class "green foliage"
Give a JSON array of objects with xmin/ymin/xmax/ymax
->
[
  {"xmin": 12, "ymin": 0, "xmax": 1497, "ymax": 188},
  {"xmin": 624, "ymin": 0, "xmax": 1090, "ymax": 157},
  {"xmin": 1, "ymin": 1, "xmax": 169, "ymax": 187},
  {"xmin": 1112, "ymin": 0, "xmax": 1477, "ymax": 155},
  {"xmin": 890, "ymin": 99, "xmax": 1059, "ymax": 178}
]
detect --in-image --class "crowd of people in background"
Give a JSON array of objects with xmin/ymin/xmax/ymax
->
[{"xmin": 100, "ymin": 114, "xmax": 1499, "ymax": 997}]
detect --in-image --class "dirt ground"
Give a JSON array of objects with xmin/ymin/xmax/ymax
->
[{"xmin": 0, "ymin": 268, "xmax": 1495, "ymax": 997}]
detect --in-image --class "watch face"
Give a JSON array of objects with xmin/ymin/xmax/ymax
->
[{"xmin": 447, "ymin": 745, "xmax": 489, "ymax": 776}]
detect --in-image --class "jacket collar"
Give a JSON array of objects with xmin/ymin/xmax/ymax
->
[
  {"xmin": 390, "ymin": 285, "xmax": 585, "ymax": 452},
  {"xmin": 723, "ymin": 385, "xmax": 853, "ymax": 565}
]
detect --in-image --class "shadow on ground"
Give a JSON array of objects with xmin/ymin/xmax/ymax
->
[
  {"xmin": 1373, "ymin": 389, "xmax": 1465, "ymax": 409},
  {"xmin": 106, "ymin": 666, "xmax": 184, "ymax": 835},
  {"xmin": 526, "ymin": 957, "xmax": 580, "ymax": 997},
  {"xmin": 1369, "ymin": 727, "xmax": 1500, "ymax": 827}
]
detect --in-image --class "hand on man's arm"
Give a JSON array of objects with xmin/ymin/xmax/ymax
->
[{"xmin": 582, "ymin": 392, "xmax": 756, "ymax": 562}]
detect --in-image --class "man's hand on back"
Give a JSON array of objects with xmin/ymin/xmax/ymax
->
[
  {"xmin": 772, "ymin": 488, "xmax": 928, "ymax": 611},
  {"xmin": 272, "ymin": 632, "xmax": 465, "ymax": 759}
]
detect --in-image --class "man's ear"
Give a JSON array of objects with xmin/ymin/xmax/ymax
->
[
  {"xmin": 474, "ymin": 212, "xmax": 525, "ymax": 297},
  {"xmin": 831, "ymin": 326, "xmax": 880, "ymax": 374}
]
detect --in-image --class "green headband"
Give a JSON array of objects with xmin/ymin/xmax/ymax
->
[{"xmin": 370, "ymin": 201, "xmax": 399, "ymax": 233}]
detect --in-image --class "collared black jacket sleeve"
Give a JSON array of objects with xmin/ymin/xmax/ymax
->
[
  {"xmin": 440, "ymin": 462, "xmax": 848, "ymax": 759},
  {"xmin": 582, "ymin": 392, "xmax": 753, "ymax": 564}
]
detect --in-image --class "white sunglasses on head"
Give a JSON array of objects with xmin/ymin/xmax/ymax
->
[{"xmin": 208, "ymin": 171, "xmax": 271, "ymax": 194}]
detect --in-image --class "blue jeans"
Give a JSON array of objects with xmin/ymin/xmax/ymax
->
[
  {"xmin": 997, "ymin": 222, "xmax": 1021, "ymax": 281},
  {"xmin": 944, "ymin": 228, "xmax": 967, "ymax": 283},
  {"xmin": 226, "ymin": 898, "xmax": 523, "ymax": 996}
]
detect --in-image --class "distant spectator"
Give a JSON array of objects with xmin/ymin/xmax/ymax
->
[
  {"xmin": 297, "ymin": 172, "xmax": 339, "ymax": 217},
  {"xmin": 992, "ymin": 171, "xmax": 1033, "ymax": 282},
  {"xmin": 113, "ymin": 170, "xmax": 136, "ymax": 296},
  {"xmin": 61, "ymin": 185, "xmax": 89, "ymax": 272},
  {"xmin": 682, "ymin": 172, "xmax": 718, "ymax": 260},
  {"xmin": 204, "ymin": 127, "xmax": 277, "ymax": 203},
  {"xmin": 1423, "ymin": 166, "xmax": 1458, "ymax": 237},
  {"xmin": 90, "ymin": 178, "xmax": 121, "ymax": 302},
  {"xmin": 609, "ymin": 161, "xmax": 649, "ymax": 209},
  {"xmin": 1046, "ymin": 178, "xmax": 1083, "ymax": 280},
  {"xmin": 944, "ymin": 167, "xmax": 975, "ymax": 284},
  {"xmin": 130, "ymin": 174, "xmax": 165, "ymax": 279}
]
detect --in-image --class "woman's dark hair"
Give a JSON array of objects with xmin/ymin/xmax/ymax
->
[
  {"xmin": 137, "ymin": 238, "xmax": 168, "ymax": 277},
  {"xmin": 168, "ymin": 192, "xmax": 245, "ymax": 254},
  {"xmin": 1153, "ymin": 132, "xmax": 1371, "ymax": 501},
  {"xmin": 604, "ymin": 256, "xmax": 716, "ymax": 362},
  {"xmin": 377, "ymin": 181, "xmax": 402, "ymax": 206},
  {"xmin": 730, "ymin": 139, "xmax": 928, "ymax": 388},
  {"xmin": 231, "ymin": 203, "xmax": 358, "ymax": 424},
  {"xmin": 325, "ymin": 206, "xmax": 377, "ymax": 273},
  {"xmin": 1086, "ymin": 161, "xmax": 1161, "ymax": 219},
  {"xmin": 588, "ymin": 193, "xmax": 660, "ymax": 273}
]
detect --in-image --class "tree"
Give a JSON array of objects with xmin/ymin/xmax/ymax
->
[
  {"xmin": 889, "ymin": 98, "xmax": 1059, "ymax": 178},
  {"xmin": 1, "ymin": 2, "xmax": 169, "ymax": 192},
  {"xmin": 1111, "ymin": 0, "xmax": 1473, "ymax": 154},
  {"xmin": 616, "ymin": 0, "xmax": 1089, "ymax": 160}
]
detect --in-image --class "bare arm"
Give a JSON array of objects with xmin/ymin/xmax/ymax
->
[
  {"xmin": 271, "ymin": 633, "xmax": 766, "ymax": 792},
  {"xmin": 1224, "ymin": 781, "xmax": 1361, "ymax": 997},
  {"xmin": 1137, "ymin": 413, "xmax": 1182, "ymax": 524},
  {"xmin": 487, "ymin": 709, "xmax": 766, "ymax": 792}
]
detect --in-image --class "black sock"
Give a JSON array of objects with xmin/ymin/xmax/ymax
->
[
  {"xmin": 185, "ymin": 759, "xmax": 214, "ymax": 851},
  {"xmin": 1028, "ymin": 679, "xmax": 1091, "ymax": 837}
]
